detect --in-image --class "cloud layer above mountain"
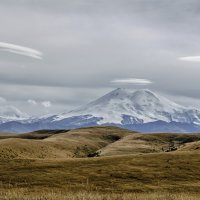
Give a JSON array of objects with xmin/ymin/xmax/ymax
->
[
  {"xmin": 111, "ymin": 78, "xmax": 152, "ymax": 85},
  {"xmin": 1, "ymin": 0, "xmax": 200, "ymax": 115}
]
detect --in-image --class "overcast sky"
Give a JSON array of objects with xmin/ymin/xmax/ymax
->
[{"xmin": 1, "ymin": 0, "xmax": 200, "ymax": 116}]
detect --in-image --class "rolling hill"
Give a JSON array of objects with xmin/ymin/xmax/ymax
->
[
  {"xmin": 0, "ymin": 127, "xmax": 134, "ymax": 159},
  {"xmin": 1, "ymin": 126, "xmax": 200, "ymax": 199},
  {"xmin": 1, "ymin": 126, "xmax": 200, "ymax": 160}
]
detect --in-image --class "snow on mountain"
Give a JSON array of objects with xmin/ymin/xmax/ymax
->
[
  {"xmin": 0, "ymin": 105, "xmax": 28, "ymax": 123},
  {"xmin": 55, "ymin": 88, "xmax": 200, "ymax": 125},
  {"xmin": 1, "ymin": 88, "xmax": 200, "ymax": 133}
]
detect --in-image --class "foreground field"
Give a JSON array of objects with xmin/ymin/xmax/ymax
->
[
  {"xmin": 1, "ymin": 127, "xmax": 200, "ymax": 199},
  {"xmin": 1, "ymin": 152, "xmax": 200, "ymax": 193},
  {"xmin": 0, "ymin": 189, "xmax": 200, "ymax": 200}
]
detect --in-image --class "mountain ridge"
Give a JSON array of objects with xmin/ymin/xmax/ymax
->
[
  {"xmin": 1, "ymin": 88, "xmax": 200, "ymax": 133},
  {"xmin": 55, "ymin": 88, "xmax": 200, "ymax": 125}
]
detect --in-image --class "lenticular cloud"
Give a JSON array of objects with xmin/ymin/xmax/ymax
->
[
  {"xmin": 110, "ymin": 78, "xmax": 152, "ymax": 85},
  {"xmin": 179, "ymin": 56, "xmax": 200, "ymax": 62},
  {"xmin": 0, "ymin": 42, "xmax": 43, "ymax": 59}
]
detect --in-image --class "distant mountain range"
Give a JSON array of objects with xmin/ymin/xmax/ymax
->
[{"xmin": 1, "ymin": 88, "xmax": 200, "ymax": 133}]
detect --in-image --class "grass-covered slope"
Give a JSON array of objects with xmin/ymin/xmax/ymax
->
[
  {"xmin": 0, "ymin": 126, "xmax": 134, "ymax": 159},
  {"xmin": 1, "ymin": 126, "xmax": 200, "ymax": 199},
  {"xmin": 1, "ymin": 152, "xmax": 200, "ymax": 193},
  {"xmin": 99, "ymin": 132, "xmax": 200, "ymax": 156},
  {"xmin": 1, "ymin": 127, "xmax": 200, "ymax": 159}
]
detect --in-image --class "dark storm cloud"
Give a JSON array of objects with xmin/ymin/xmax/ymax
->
[{"xmin": 1, "ymin": 0, "xmax": 200, "ymax": 115}]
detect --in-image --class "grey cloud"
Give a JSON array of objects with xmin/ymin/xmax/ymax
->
[
  {"xmin": 1, "ymin": 0, "xmax": 200, "ymax": 115},
  {"xmin": 0, "ymin": 97, "xmax": 7, "ymax": 105},
  {"xmin": 27, "ymin": 99, "xmax": 37, "ymax": 105},
  {"xmin": 41, "ymin": 101, "xmax": 51, "ymax": 108}
]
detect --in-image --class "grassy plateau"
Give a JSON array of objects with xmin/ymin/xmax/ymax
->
[{"xmin": 0, "ymin": 126, "xmax": 200, "ymax": 199}]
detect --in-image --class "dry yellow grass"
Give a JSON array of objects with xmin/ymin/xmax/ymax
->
[
  {"xmin": 99, "ymin": 133, "xmax": 159, "ymax": 156},
  {"xmin": 1, "ymin": 127, "xmax": 200, "ymax": 199},
  {"xmin": 1, "ymin": 152, "xmax": 200, "ymax": 193},
  {"xmin": 100, "ymin": 132, "xmax": 200, "ymax": 156},
  {"xmin": 1, "ymin": 127, "xmax": 200, "ymax": 159},
  {"xmin": 178, "ymin": 140, "xmax": 200, "ymax": 151},
  {"xmin": 0, "ymin": 138, "xmax": 74, "ymax": 159},
  {"xmin": 0, "ymin": 188, "xmax": 200, "ymax": 200},
  {"xmin": 0, "ymin": 127, "xmax": 134, "ymax": 159}
]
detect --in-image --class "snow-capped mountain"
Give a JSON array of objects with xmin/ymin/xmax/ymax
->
[
  {"xmin": 55, "ymin": 88, "xmax": 200, "ymax": 126},
  {"xmin": 1, "ymin": 88, "xmax": 200, "ymax": 133}
]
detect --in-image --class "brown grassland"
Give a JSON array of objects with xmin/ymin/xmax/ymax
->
[{"xmin": 0, "ymin": 126, "xmax": 200, "ymax": 199}]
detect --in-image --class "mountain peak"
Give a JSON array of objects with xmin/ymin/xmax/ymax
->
[
  {"xmin": 109, "ymin": 88, "xmax": 156, "ymax": 96},
  {"xmin": 132, "ymin": 89, "xmax": 159, "ymax": 101},
  {"xmin": 104, "ymin": 88, "xmax": 159, "ymax": 103},
  {"xmin": 133, "ymin": 89, "xmax": 155, "ymax": 95},
  {"xmin": 108, "ymin": 87, "xmax": 127, "ymax": 94},
  {"xmin": 55, "ymin": 88, "xmax": 200, "ymax": 127},
  {"xmin": 89, "ymin": 88, "xmax": 128, "ymax": 105}
]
